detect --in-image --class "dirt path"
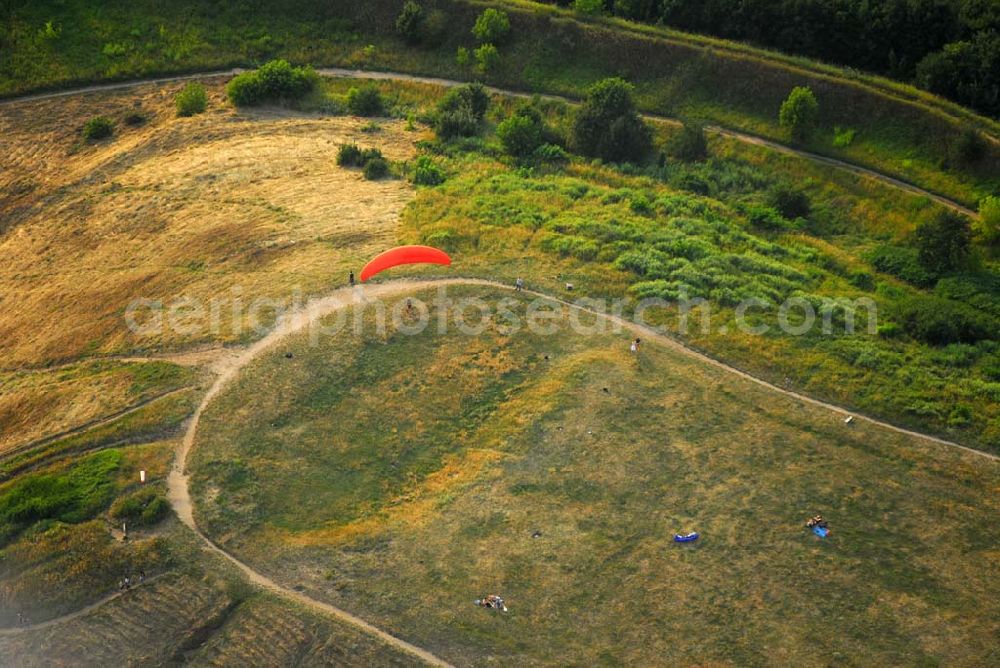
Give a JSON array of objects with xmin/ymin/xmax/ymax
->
[
  {"xmin": 0, "ymin": 386, "xmax": 193, "ymax": 465},
  {"xmin": 0, "ymin": 67, "xmax": 980, "ymax": 217},
  {"xmin": 0, "ymin": 573, "xmax": 170, "ymax": 636}
]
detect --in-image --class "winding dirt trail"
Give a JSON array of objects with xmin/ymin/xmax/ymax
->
[
  {"xmin": 0, "ymin": 573, "xmax": 169, "ymax": 636},
  {"xmin": 0, "ymin": 67, "xmax": 981, "ymax": 217}
]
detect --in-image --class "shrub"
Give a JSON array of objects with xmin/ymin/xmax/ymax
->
[
  {"xmin": 396, "ymin": 1, "xmax": 424, "ymax": 44},
  {"xmin": 123, "ymin": 111, "xmax": 148, "ymax": 126},
  {"xmin": 359, "ymin": 147, "xmax": 384, "ymax": 164},
  {"xmin": 768, "ymin": 183, "xmax": 811, "ymax": 219},
  {"xmin": 474, "ymin": 43, "xmax": 500, "ymax": 73},
  {"xmin": 109, "ymin": 487, "xmax": 170, "ymax": 527},
  {"xmin": 497, "ymin": 106, "xmax": 544, "ymax": 158},
  {"xmin": 337, "ymin": 143, "xmax": 363, "ymax": 166},
  {"xmin": 914, "ymin": 210, "xmax": 973, "ymax": 277},
  {"xmin": 363, "ymin": 156, "xmax": 390, "ymax": 180},
  {"xmin": 573, "ymin": 0, "xmax": 604, "ymax": 14},
  {"xmin": 849, "ymin": 270, "xmax": 875, "ymax": 291},
  {"xmin": 832, "ymin": 126, "xmax": 856, "ymax": 147},
  {"xmin": 572, "ymin": 77, "xmax": 651, "ymax": 163},
  {"xmin": 175, "ymin": 82, "xmax": 207, "ymax": 117},
  {"xmin": 534, "ymin": 143, "xmax": 569, "ymax": 163},
  {"xmin": 436, "ymin": 84, "xmax": 490, "ymax": 139},
  {"xmin": 779, "ymin": 86, "xmax": 819, "ymax": 142},
  {"xmin": 891, "ymin": 295, "xmax": 997, "ymax": 345},
  {"xmin": 411, "ymin": 155, "xmax": 446, "ymax": 185},
  {"xmin": 456, "ymin": 47, "xmax": 471, "ymax": 67},
  {"xmin": 865, "ymin": 245, "xmax": 935, "ymax": 287},
  {"xmin": 950, "ymin": 126, "xmax": 985, "ymax": 166},
  {"xmin": 977, "ymin": 196, "xmax": 1000, "ymax": 246},
  {"xmin": 226, "ymin": 59, "xmax": 317, "ymax": 106},
  {"xmin": 82, "ymin": 116, "xmax": 114, "ymax": 141},
  {"xmin": 745, "ymin": 204, "xmax": 791, "ymax": 230},
  {"xmin": 668, "ymin": 119, "xmax": 708, "ymax": 161},
  {"xmin": 472, "ymin": 8, "xmax": 510, "ymax": 45},
  {"xmin": 346, "ymin": 85, "xmax": 384, "ymax": 116}
]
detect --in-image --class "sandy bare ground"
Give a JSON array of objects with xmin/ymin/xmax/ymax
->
[{"xmin": 0, "ymin": 67, "xmax": 981, "ymax": 217}]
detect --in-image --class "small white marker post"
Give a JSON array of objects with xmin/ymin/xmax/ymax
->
[{"xmin": 140, "ymin": 469, "xmax": 147, "ymax": 483}]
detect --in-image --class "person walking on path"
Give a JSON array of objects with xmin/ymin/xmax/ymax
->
[
  {"xmin": 515, "ymin": 277, "xmax": 524, "ymax": 292},
  {"xmin": 349, "ymin": 271, "xmax": 355, "ymax": 287}
]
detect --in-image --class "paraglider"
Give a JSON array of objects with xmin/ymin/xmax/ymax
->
[
  {"xmin": 674, "ymin": 532, "xmax": 699, "ymax": 543},
  {"xmin": 359, "ymin": 245, "xmax": 451, "ymax": 282}
]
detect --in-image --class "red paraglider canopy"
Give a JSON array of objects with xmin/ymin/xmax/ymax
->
[{"xmin": 359, "ymin": 245, "xmax": 452, "ymax": 282}]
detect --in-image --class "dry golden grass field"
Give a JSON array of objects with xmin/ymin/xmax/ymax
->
[{"xmin": 0, "ymin": 77, "xmax": 422, "ymax": 367}]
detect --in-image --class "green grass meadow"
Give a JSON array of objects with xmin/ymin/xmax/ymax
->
[{"xmin": 189, "ymin": 288, "xmax": 1000, "ymax": 665}]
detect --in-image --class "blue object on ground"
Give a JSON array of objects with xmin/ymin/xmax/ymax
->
[
  {"xmin": 674, "ymin": 532, "xmax": 699, "ymax": 543},
  {"xmin": 813, "ymin": 526, "xmax": 829, "ymax": 538}
]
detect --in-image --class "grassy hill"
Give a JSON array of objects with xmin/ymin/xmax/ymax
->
[
  {"xmin": 3, "ymin": 0, "xmax": 998, "ymax": 207},
  {"xmin": 188, "ymin": 287, "xmax": 1000, "ymax": 665}
]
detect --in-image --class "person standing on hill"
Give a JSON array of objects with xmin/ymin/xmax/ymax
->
[
  {"xmin": 515, "ymin": 277, "xmax": 524, "ymax": 292},
  {"xmin": 348, "ymin": 271, "xmax": 355, "ymax": 287}
]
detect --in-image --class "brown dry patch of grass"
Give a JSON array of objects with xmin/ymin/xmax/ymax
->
[
  {"xmin": 0, "ymin": 80, "xmax": 423, "ymax": 366},
  {"xmin": 0, "ymin": 361, "xmax": 194, "ymax": 455}
]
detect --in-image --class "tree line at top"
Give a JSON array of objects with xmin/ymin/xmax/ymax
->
[{"xmin": 549, "ymin": 0, "xmax": 1000, "ymax": 119}]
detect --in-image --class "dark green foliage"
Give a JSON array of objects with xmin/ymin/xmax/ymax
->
[
  {"xmin": 435, "ymin": 84, "xmax": 490, "ymax": 139},
  {"xmin": 472, "ymin": 8, "xmax": 510, "ymax": 44},
  {"xmin": 363, "ymin": 156, "xmax": 390, "ymax": 180},
  {"xmin": 411, "ymin": 155, "xmax": 446, "ymax": 185},
  {"xmin": 396, "ymin": 1, "xmax": 424, "ymax": 44},
  {"xmin": 779, "ymin": 86, "xmax": 819, "ymax": 141},
  {"xmin": 572, "ymin": 78, "xmax": 651, "ymax": 162},
  {"xmin": 0, "ymin": 450, "xmax": 122, "ymax": 546},
  {"xmin": 914, "ymin": 211, "xmax": 973, "ymax": 277},
  {"xmin": 82, "ymin": 116, "xmax": 114, "ymax": 141},
  {"xmin": 745, "ymin": 204, "xmax": 792, "ymax": 230},
  {"xmin": 226, "ymin": 59, "xmax": 317, "ymax": 106},
  {"xmin": 346, "ymin": 84, "xmax": 385, "ymax": 116},
  {"xmin": 586, "ymin": 0, "xmax": 1000, "ymax": 117},
  {"xmin": 768, "ymin": 183, "xmax": 811, "ymax": 219},
  {"xmin": 668, "ymin": 119, "xmax": 708, "ymax": 161},
  {"xmin": 123, "ymin": 111, "xmax": 148, "ymax": 126},
  {"xmin": 916, "ymin": 32, "xmax": 1000, "ymax": 118},
  {"xmin": 337, "ymin": 143, "xmax": 363, "ymax": 166},
  {"xmin": 474, "ymin": 43, "xmax": 501, "ymax": 73},
  {"xmin": 336, "ymin": 144, "xmax": 387, "ymax": 178},
  {"xmin": 865, "ymin": 245, "xmax": 936, "ymax": 287},
  {"xmin": 849, "ymin": 270, "xmax": 875, "ymax": 291},
  {"xmin": 109, "ymin": 486, "xmax": 170, "ymax": 527},
  {"xmin": 497, "ymin": 105, "xmax": 545, "ymax": 158},
  {"xmin": 949, "ymin": 126, "xmax": 986, "ymax": 166},
  {"xmin": 175, "ymin": 82, "xmax": 207, "ymax": 116},
  {"xmin": 891, "ymin": 295, "xmax": 997, "ymax": 345}
]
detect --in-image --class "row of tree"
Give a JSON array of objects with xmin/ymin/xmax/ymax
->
[{"xmin": 549, "ymin": 0, "xmax": 1000, "ymax": 118}]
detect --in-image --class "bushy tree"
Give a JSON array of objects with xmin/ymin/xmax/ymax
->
[
  {"xmin": 914, "ymin": 210, "xmax": 973, "ymax": 277},
  {"xmin": 472, "ymin": 8, "xmax": 510, "ymax": 44},
  {"xmin": 82, "ymin": 116, "xmax": 114, "ymax": 141},
  {"xmin": 474, "ymin": 43, "xmax": 500, "ymax": 73},
  {"xmin": 572, "ymin": 77, "xmax": 651, "ymax": 162},
  {"xmin": 363, "ymin": 156, "xmax": 390, "ymax": 180},
  {"xmin": 891, "ymin": 296, "xmax": 996, "ymax": 345},
  {"xmin": 768, "ymin": 183, "xmax": 811, "ymax": 219},
  {"xmin": 779, "ymin": 86, "xmax": 819, "ymax": 142},
  {"xmin": 411, "ymin": 155, "xmax": 446, "ymax": 185},
  {"xmin": 174, "ymin": 82, "xmax": 207, "ymax": 117},
  {"xmin": 978, "ymin": 196, "xmax": 1000, "ymax": 246},
  {"xmin": 336, "ymin": 143, "xmax": 363, "ymax": 166},
  {"xmin": 949, "ymin": 126, "xmax": 986, "ymax": 166},
  {"xmin": 396, "ymin": 1, "xmax": 424, "ymax": 44},
  {"xmin": 667, "ymin": 118, "xmax": 707, "ymax": 161},
  {"xmin": 435, "ymin": 83, "xmax": 491, "ymax": 139},
  {"xmin": 497, "ymin": 106, "xmax": 544, "ymax": 158},
  {"xmin": 346, "ymin": 85, "xmax": 384, "ymax": 116},
  {"xmin": 226, "ymin": 59, "xmax": 317, "ymax": 106}
]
